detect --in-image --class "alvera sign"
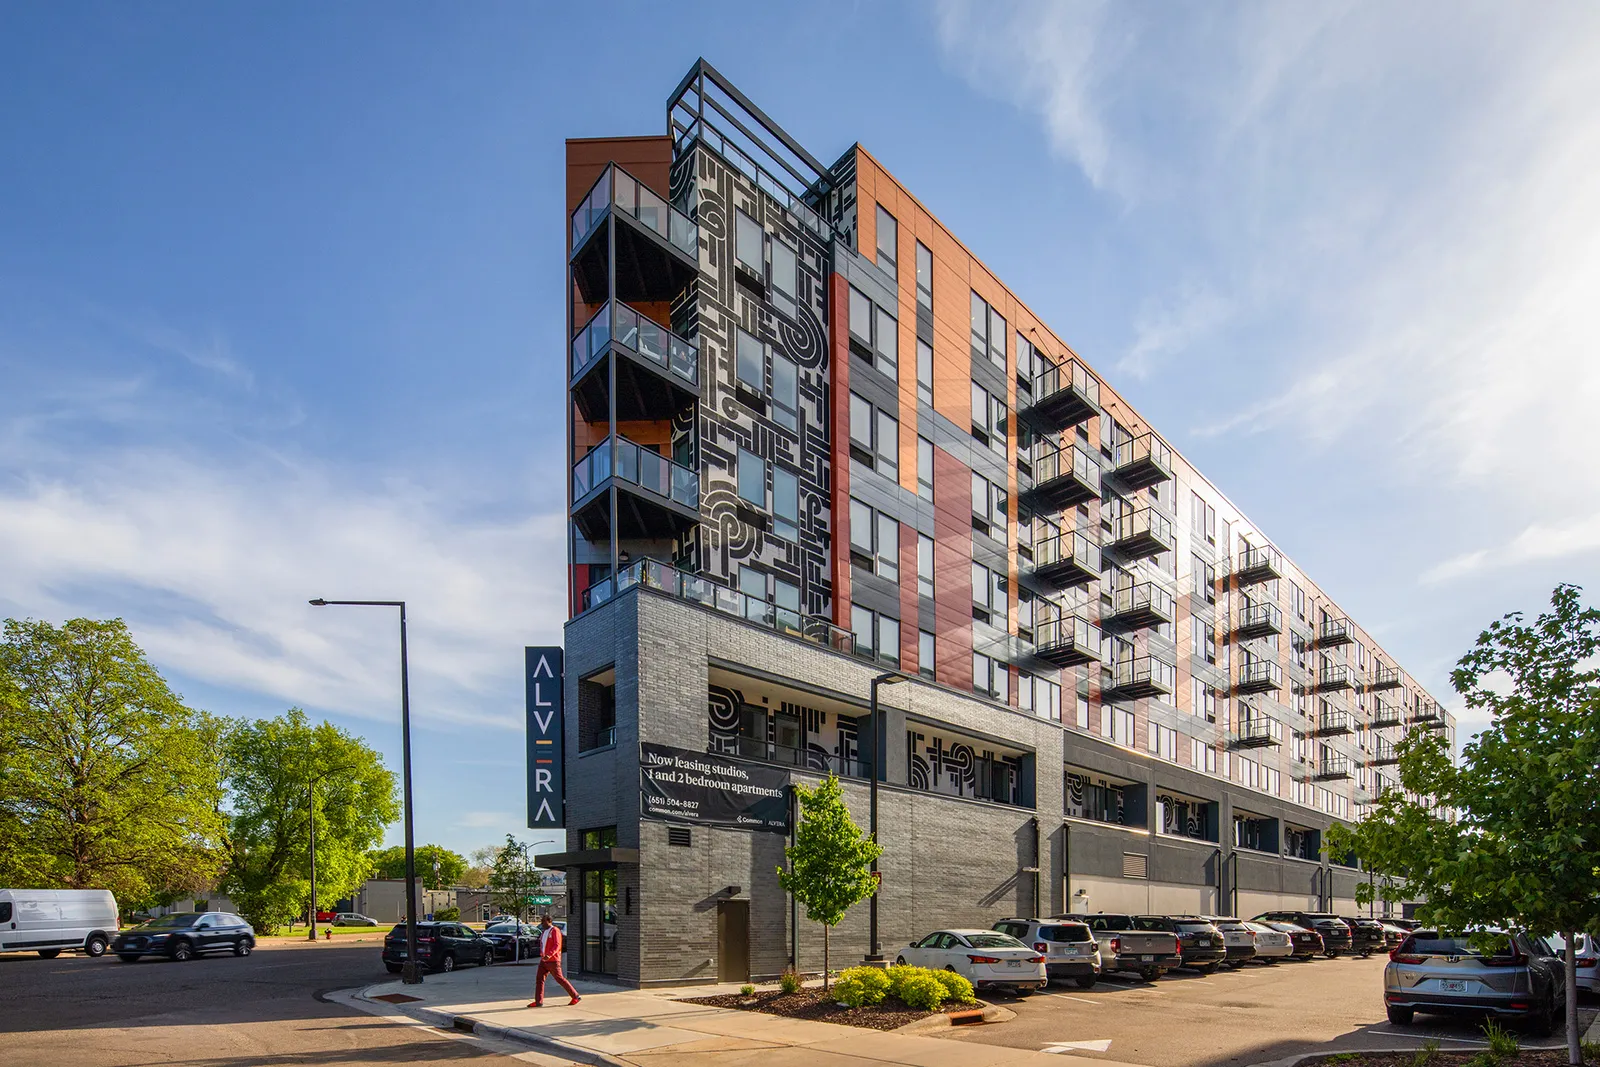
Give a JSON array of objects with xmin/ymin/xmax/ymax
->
[{"xmin": 525, "ymin": 647, "xmax": 563, "ymax": 829}]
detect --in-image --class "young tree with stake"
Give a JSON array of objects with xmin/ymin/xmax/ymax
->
[{"xmin": 777, "ymin": 775, "xmax": 881, "ymax": 991}]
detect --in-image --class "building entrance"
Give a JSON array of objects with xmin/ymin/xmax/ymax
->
[
  {"xmin": 580, "ymin": 868, "xmax": 618, "ymax": 976},
  {"xmin": 716, "ymin": 899, "xmax": 749, "ymax": 982}
]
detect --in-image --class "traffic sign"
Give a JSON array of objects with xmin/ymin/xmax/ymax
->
[{"xmin": 527, "ymin": 895, "xmax": 554, "ymax": 905}]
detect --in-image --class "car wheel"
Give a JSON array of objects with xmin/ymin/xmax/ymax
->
[
  {"xmin": 85, "ymin": 935, "xmax": 108, "ymax": 958},
  {"xmin": 481, "ymin": 950, "xmax": 493, "ymax": 967},
  {"xmin": 1386, "ymin": 1005, "xmax": 1414, "ymax": 1025},
  {"xmin": 385, "ymin": 962, "xmax": 403, "ymax": 974},
  {"xmin": 895, "ymin": 956, "xmax": 907, "ymax": 966},
  {"xmin": 118, "ymin": 954, "xmax": 141, "ymax": 963},
  {"xmin": 1075, "ymin": 975, "xmax": 1097, "ymax": 989},
  {"xmin": 1526, "ymin": 997, "xmax": 1556, "ymax": 1037},
  {"xmin": 1325, "ymin": 949, "xmax": 1341, "ymax": 959},
  {"xmin": 170, "ymin": 940, "xmax": 193, "ymax": 962},
  {"xmin": 37, "ymin": 949, "xmax": 61, "ymax": 959},
  {"xmin": 1195, "ymin": 963, "xmax": 1219, "ymax": 975},
  {"xmin": 234, "ymin": 937, "xmax": 253, "ymax": 957},
  {"xmin": 440, "ymin": 953, "xmax": 456, "ymax": 973},
  {"xmin": 1141, "ymin": 968, "xmax": 1159, "ymax": 982}
]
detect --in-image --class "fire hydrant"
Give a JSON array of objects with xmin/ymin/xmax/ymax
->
[{"xmin": 323, "ymin": 928, "xmax": 332, "ymax": 941}]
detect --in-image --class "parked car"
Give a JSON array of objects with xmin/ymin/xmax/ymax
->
[
  {"xmin": 1388, "ymin": 918, "xmax": 1423, "ymax": 931},
  {"xmin": 896, "ymin": 929, "xmax": 1046, "ymax": 993},
  {"xmin": 333, "ymin": 913, "xmax": 378, "ymax": 927},
  {"xmin": 315, "ymin": 909, "xmax": 337, "ymax": 923},
  {"xmin": 1263, "ymin": 921, "xmax": 1325, "ymax": 960},
  {"xmin": 1242, "ymin": 921, "xmax": 1294, "ymax": 962},
  {"xmin": 1544, "ymin": 933, "xmax": 1598, "ymax": 995},
  {"xmin": 1081, "ymin": 914, "xmax": 1180, "ymax": 982},
  {"xmin": 1201, "ymin": 917, "xmax": 1260, "ymax": 968},
  {"xmin": 993, "ymin": 918, "xmax": 1102, "ymax": 988},
  {"xmin": 1341, "ymin": 916, "xmax": 1388, "ymax": 957},
  {"xmin": 1253, "ymin": 911, "xmax": 1352, "ymax": 957},
  {"xmin": 0, "ymin": 888, "xmax": 120, "ymax": 959},
  {"xmin": 1385, "ymin": 929, "xmax": 1565, "ymax": 1035},
  {"xmin": 1134, "ymin": 916, "xmax": 1227, "ymax": 973},
  {"xmin": 479, "ymin": 920, "xmax": 541, "ymax": 961},
  {"xmin": 382, "ymin": 921, "xmax": 494, "ymax": 974},
  {"xmin": 1377, "ymin": 921, "xmax": 1411, "ymax": 949},
  {"xmin": 111, "ymin": 912, "xmax": 255, "ymax": 962}
]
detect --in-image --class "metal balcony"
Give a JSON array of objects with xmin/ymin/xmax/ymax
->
[
  {"xmin": 1102, "ymin": 582, "xmax": 1176, "ymax": 631},
  {"xmin": 1317, "ymin": 664, "xmax": 1356, "ymax": 692},
  {"xmin": 570, "ymin": 163, "xmax": 700, "ymax": 305},
  {"xmin": 1105, "ymin": 506, "xmax": 1174, "ymax": 560},
  {"xmin": 1314, "ymin": 756, "xmax": 1352, "ymax": 781},
  {"xmin": 1235, "ymin": 601, "xmax": 1283, "ymax": 639},
  {"xmin": 1023, "ymin": 441, "xmax": 1102, "ymax": 511},
  {"xmin": 1023, "ymin": 530, "xmax": 1101, "ymax": 592},
  {"xmin": 1317, "ymin": 617, "xmax": 1354, "ymax": 647},
  {"xmin": 571, "ymin": 435, "xmax": 700, "ymax": 541},
  {"xmin": 1231, "ymin": 713, "xmax": 1282, "ymax": 750},
  {"xmin": 1033, "ymin": 615, "xmax": 1102, "ymax": 668},
  {"xmin": 1109, "ymin": 432, "xmax": 1173, "ymax": 490},
  {"xmin": 1020, "ymin": 358, "xmax": 1101, "ymax": 433},
  {"xmin": 1370, "ymin": 700, "xmax": 1403, "ymax": 727},
  {"xmin": 1411, "ymin": 701, "xmax": 1443, "ymax": 724},
  {"xmin": 1313, "ymin": 710, "xmax": 1352, "ymax": 736},
  {"xmin": 1103, "ymin": 656, "xmax": 1176, "ymax": 700},
  {"xmin": 1370, "ymin": 739, "xmax": 1399, "ymax": 766},
  {"xmin": 1234, "ymin": 545, "xmax": 1283, "ymax": 585},
  {"xmin": 1368, "ymin": 665, "xmax": 1403, "ymax": 690},
  {"xmin": 570, "ymin": 301, "xmax": 700, "ymax": 422},
  {"xmin": 1235, "ymin": 660, "xmax": 1283, "ymax": 695}
]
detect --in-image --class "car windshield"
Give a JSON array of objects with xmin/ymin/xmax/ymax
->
[
  {"xmin": 1131, "ymin": 918, "xmax": 1171, "ymax": 931},
  {"xmin": 1213, "ymin": 922, "xmax": 1247, "ymax": 931},
  {"xmin": 964, "ymin": 933, "xmax": 1024, "ymax": 949},
  {"xmin": 1175, "ymin": 922, "xmax": 1215, "ymax": 933},
  {"xmin": 139, "ymin": 914, "xmax": 198, "ymax": 929},
  {"xmin": 486, "ymin": 922, "xmax": 520, "ymax": 933},
  {"xmin": 1038, "ymin": 924, "xmax": 1093, "ymax": 943}
]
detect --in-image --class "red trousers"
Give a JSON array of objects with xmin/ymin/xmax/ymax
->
[{"xmin": 533, "ymin": 958, "xmax": 578, "ymax": 1003}]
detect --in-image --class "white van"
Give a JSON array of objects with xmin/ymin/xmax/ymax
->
[{"xmin": 0, "ymin": 889, "xmax": 120, "ymax": 958}]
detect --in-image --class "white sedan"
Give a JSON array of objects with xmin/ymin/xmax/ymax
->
[
  {"xmin": 1244, "ymin": 921, "xmax": 1294, "ymax": 961},
  {"xmin": 896, "ymin": 929, "xmax": 1046, "ymax": 992}
]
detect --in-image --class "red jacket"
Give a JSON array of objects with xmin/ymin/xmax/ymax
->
[{"xmin": 539, "ymin": 925, "xmax": 564, "ymax": 961}]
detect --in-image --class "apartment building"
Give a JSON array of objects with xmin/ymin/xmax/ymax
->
[{"xmin": 540, "ymin": 60, "xmax": 1453, "ymax": 986}]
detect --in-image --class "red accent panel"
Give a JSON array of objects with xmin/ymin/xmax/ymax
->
[
  {"xmin": 829, "ymin": 272, "xmax": 852, "ymax": 630},
  {"xmin": 572, "ymin": 564, "xmax": 590, "ymax": 619},
  {"xmin": 932, "ymin": 445, "xmax": 973, "ymax": 691}
]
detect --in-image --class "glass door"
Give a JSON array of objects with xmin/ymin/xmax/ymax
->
[{"xmin": 581, "ymin": 868, "xmax": 619, "ymax": 975}]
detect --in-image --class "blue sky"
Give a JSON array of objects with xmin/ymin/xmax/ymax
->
[{"xmin": 3, "ymin": 2, "xmax": 1597, "ymax": 858}]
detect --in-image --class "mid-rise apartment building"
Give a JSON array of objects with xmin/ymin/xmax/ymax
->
[{"xmin": 540, "ymin": 60, "xmax": 1453, "ymax": 985}]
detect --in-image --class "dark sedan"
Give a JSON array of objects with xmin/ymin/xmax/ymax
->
[
  {"xmin": 1134, "ymin": 916, "xmax": 1227, "ymax": 973},
  {"xmin": 1254, "ymin": 911, "xmax": 1353, "ymax": 957},
  {"xmin": 1341, "ymin": 916, "xmax": 1388, "ymax": 957},
  {"xmin": 1266, "ymin": 921, "xmax": 1326, "ymax": 960},
  {"xmin": 381, "ymin": 921, "xmax": 494, "ymax": 974},
  {"xmin": 479, "ymin": 921, "xmax": 541, "ymax": 961},
  {"xmin": 112, "ymin": 912, "xmax": 255, "ymax": 962}
]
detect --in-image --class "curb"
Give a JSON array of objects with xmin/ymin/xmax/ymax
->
[
  {"xmin": 350, "ymin": 983, "xmax": 630, "ymax": 1067},
  {"xmin": 895, "ymin": 1002, "xmax": 1014, "ymax": 1032}
]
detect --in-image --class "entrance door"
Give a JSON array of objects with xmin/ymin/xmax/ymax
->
[
  {"xmin": 716, "ymin": 900, "xmax": 749, "ymax": 983},
  {"xmin": 581, "ymin": 869, "xmax": 618, "ymax": 976}
]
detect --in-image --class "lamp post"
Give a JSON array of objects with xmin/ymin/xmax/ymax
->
[
  {"xmin": 867, "ymin": 671, "xmax": 909, "ymax": 963},
  {"xmin": 309, "ymin": 597, "xmax": 422, "ymax": 984}
]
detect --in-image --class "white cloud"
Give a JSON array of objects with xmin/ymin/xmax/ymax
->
[
  {"xmin": 1118, "ymin": 285, "xmax": 1231, "ymax": 379},
  {"xmin": 1422, "ymin": 512, "xmax": 1600, "ymax": 585}
]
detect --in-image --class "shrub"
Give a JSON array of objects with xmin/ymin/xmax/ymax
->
[
  {"xmin": 778, "ymin": 968, "xmax": 801, "ymax": 995},
  {"xmin": 884, "ymin": 964, "xmax": 918, "ymax": 1000},
  {"xmin": 1581, "ymin": 1037, "xmax": 1599, "ymax": 1065},
  {"xmin": 833, "ymin": 966, "xmax": 891, "ymax": 1007},
  {"xmin": 897, "ymin": 971, "xmax": 946, "ymax": 1012},
  {"xmin": 434, "ymin": 906, "xmax": 460, "ymax": 922},
  {"xmin": 1480, "ymin": 1019, "xmax": 1518, "ymax": 1063},
  {"xmin": 740, "ymin": 984, "xmax": 756, "ymax": 996},
  {"xmin": 931, "ymin": 969, "xmax": 976, "ymax": 1004},
  {"xmin": 1409, "ymin": 1039, "xmax": 1442, "ymax": 1067}
]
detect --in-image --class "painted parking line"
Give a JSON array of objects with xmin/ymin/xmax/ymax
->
[
  {"xmin": 1042, "ymin": 1039, "xmax": 1113, "ymax": 1054},
  {"xmin": 1040, "ymin": 993, "xmax": 1101, "ymax": 1005}
]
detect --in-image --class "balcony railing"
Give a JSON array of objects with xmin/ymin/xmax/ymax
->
[
  {"xmin": 1110, "ymin": 432, "xmax": 1173, "ymax": 490},
  {"xmin": 1313, "ymin": 710, "xmax": 1352, "ymax": 736},
  {"xmin": 1235, "ymin": 659, "xmax": 1284, "ymax": 694},
  {"xmin": 1105, "ymin": 506, "xmax": 1174, "ymax": 560},
  {"xmin": 1317, "ymin": 617, "xmax": 1354, "ymax": 647},
  {"xmin": 1033, "ymin": 615, "xmax": 1102, "ymax": 668},
  {"xmin": 1411, "ymin": 701, "xmax": 1443, "ymax": 724},
  {"xmin": 1370, "ymin": 739, "xmax": 1399, "ymax": 766},
  {"xmin": 1314, "ymin": 756, "xmax": 1352, "ymax": 781},
  {"xmin": 582, "ymin": 559, "xmax": 855, "ymax": 657},
  {"xmin": 719, "ymin": 736, "xmax": 869, "ymax": 780},
  {"xmin": 1234, "ymin": 545, "xmax": 1283, "ymax": 584},
  {"xmin": 1021, "ymin": 358, "xmax": 1101, "ymax": 433},
  {"xmin": 571, "ymin": 300, "xmax": 699, "ymax": 388},
  {"xmin": 1232, "ymin": 714, "xmax": 1282, "ymax": 749},
  {"xmin": 1025, "ymin": 441, "xmax": 1102, "ymax": 510},
  {"xmin": 1317, "ymin": 664, "xmax": 1355, "ymax": 692},
  {"xmin": 572, "ymin": 435, "xmax": 699, "ymax": 510},
  {"xmin": 1024, "ymin": 530, "xmax": 1101, "ymax": 591},
  {"xmin": 1104, "ymin": 656, "xmax": 1176, "ymax": 700},
  {"xmin": 1368, "ymin": 665, "xmax": 1403, "ymax": 690},
  {"xmin": 1371, "ymin": 700, "xmax": 1403, "ymax": 727},
  {"xmin": 1235, "ymin": 601, "xmax": 1283, "ymax": 639},
  {"xmin": 571, "ymin": 163, "xmax": 698, "ymax": 261},
  {"xmin": 1103, "ymin": 582, "xmax": 1176, "ymax": 630}
]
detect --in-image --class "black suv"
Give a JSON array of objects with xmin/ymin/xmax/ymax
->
[
  {"xmin": 1134, "ymin": 916, "xmax": 1227, "ymax": 973},
  {"xmin": 1340, "ymin": 916, "xmax": 1388, "ymax": 958},
  {"xmin": 1253, "ymin": 911, "xmax": 1353, "ymax": 957},
  {"xmin": 111, "ymin": 912, "xmax": 255, "ymax": 962},
  {"xmin": 381, "ymin": 921, "xmax": 493, "ymax": 974}
]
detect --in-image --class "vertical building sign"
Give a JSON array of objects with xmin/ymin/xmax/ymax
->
[{"xmin": 525, "ymin": 646, "xmax": 564, "ymax": 828}]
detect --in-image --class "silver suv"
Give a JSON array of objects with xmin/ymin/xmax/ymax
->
[
  {"xmin": 1384, "ymin": 929, "xmax": 1565, "ymax": 1035},
  {"xmin": 993, "ymin": 918, "xmax": 1103, "ymax": 988}
]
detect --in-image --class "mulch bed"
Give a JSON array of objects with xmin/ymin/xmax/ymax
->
[
  {"xmin": 1307, "ymin": 1054, "xmax": 1594, "ymax": 1066},
  {"xmin": 680, "ymin": 988, "xmax": 972, "ymax": 1031}
]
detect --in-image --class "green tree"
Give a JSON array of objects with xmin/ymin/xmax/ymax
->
[
  {"xmin": 0, "ymin": 618, "xmax": 227, "ymax": 904},
  {"xmin": 369, "ymin": 844, "xmax": 466, "ymax": 889},
  {"xmin": 458, "ymin": 845, "xmax": 497, "ymax": 889},
  {"xmin": 1329, "ymin": 585, "xmax": 1600, "ymax": 1064},
  {"xmin": 487, "ymin": 835, "xmax": 541, "ymax": 918},
  {"xmin": 777, "ymin": 775, "xmax": 881, "ymax": 990},
  {"xmin": 220, "ymin": 709, "xmax": 399, "ymax": 933}
]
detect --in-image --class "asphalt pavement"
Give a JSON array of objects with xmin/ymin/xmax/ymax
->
[{"xmin": 0, "ymin": 938, "xmax": 563, "ymax": 1067}]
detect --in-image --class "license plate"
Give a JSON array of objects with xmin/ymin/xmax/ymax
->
[
  {"xmin": 1007, "ymin": 960, "xmax": 1023, "ymax": 969},
  {"xmin": 1197, "ymin": 939, "xmax": 1210, "ymax": 947},
  {"xmin": 1140, "ymin": 954, "xmax": 1155, "ymax": 962},
  {"xmin": 1440, "ymin": 980, "xmax": 1467, "ymax": 993}
]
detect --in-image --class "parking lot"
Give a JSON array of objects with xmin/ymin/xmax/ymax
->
[{"xmin": 935, "ymin": 954, "xmax": 1598, "ymax": 1067}]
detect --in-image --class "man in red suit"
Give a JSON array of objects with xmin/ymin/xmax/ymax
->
[{"xmin": 528, "ymin": 914, "xmax": 580, "ymax": 1007}]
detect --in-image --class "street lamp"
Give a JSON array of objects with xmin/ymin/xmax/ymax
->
[
  {"xmin": 309, "ymin": 597, "xmax": 422, "ymax": 984},
  {"xmin": 867, "ymin": 671, "xmax": 910, "ymax": 963}
]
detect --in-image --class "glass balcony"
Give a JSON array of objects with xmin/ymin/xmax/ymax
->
[
  {"xmin": 570, "ymin": 301, "xmax": 700, "ymax": 422},
  {"xmin": 1370, "ymin": 738, "xmax": 1399, "ymax": 766},
  {"xmin": 1231, "ymin": 713, "xmax": 1282, "ymax": 749},
  {"xmin": 1020, "ymin": 358, "xmax": 1101, "ymax": 433},
  {"xmin": 1023, "ymin": 530, "xmax": 1101, "ymax": 592},
  {"xmin": 1368, "ymin": 665, "xmax": 1403, "ymax": 690},
  {"xmin": 1235, "ymin": 601, "xmax": 1283, "ymax": 639},
  {"xmin": 1033, "ymin": 615, "xmax": 1101, "ymax": 668},
  {"xmin": 570, "ymin": 163, "xmax": 700, "ymax": 305},
  {"xmin": 1314, "ymin": 756, "xmax": 1352, "ymax": 781},
  {"xmin": 1313, "ymin": 709, "xmax": 1352, "ymax": 736},
  {"xmin": 1317, "ymin": 664, "xmax": 1355, "ymax": 692},
  {"xmin": 1103, "ymin": 582, "xmax": 1176, "ymax": 631},
  {"xmin": 1105, "ymin": 506, "xmax": 1174, "ymax": 560},
  {"xmin": 1317, "ymin": 617, "xmax": 1354, "ymax": 647},
  {"xmin": 1024, "ymin": 441, "xmax": 1101, "ymax": 511},
  {"xmin": 1104, "ymin": 655, "xmax": 1176, "ymax": 700},
  {"xmin": 571, "ymin": 436, "xmax": 700, "ymax": 541},
  {"xmin": 1110, "ymin": 432, "xmax": 1173, "ymax": 490},
  {"xmin": 1235, "ymin": 659, "xmax": 1283, "ymax": 694},
  {"xmin": 1234, "ymin": 545, "xmax": 1282, "ymax": 584}
]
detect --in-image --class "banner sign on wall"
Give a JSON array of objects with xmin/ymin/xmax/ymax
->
[
  {"xmin": 525, "ymin": 647, "xmax": 564, "ymax": 829},
  {"xmin": 639, "ymin": 742, "xmax": 790, "ymax": 833}
]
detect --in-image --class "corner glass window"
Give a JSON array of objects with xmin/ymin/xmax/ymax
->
[
  {"xmin": 849, "ymin": 286, "xmax": 872, "ymax": 346},
  {"xmin": 771, "ymin": 352, "xmax": 798, "ymax": 431},
  {"xmin": 771, "ymin": 240, "xmax": 798, "ymax": 317},
  {"xmin": 735, "ymin": 210, "xmax": 764, "ymax": 275},
  {"xmin": 773, "ymin": 467, "xmax": 798, "ymax": 541},
  {"xmin": 876, "ymin": 205, "xmax": 898, "ymax": 278}
]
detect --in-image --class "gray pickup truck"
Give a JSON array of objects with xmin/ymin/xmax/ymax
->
[{"xmin": 1081, "ymin": 913, "xmax": 1181, "ymax": 981}]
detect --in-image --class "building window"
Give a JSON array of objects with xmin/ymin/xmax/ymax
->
[
  {"xmin": 916, "ymin": 339, "xmax": 933, "ymax": 405},
  {"xmin": 1018, "ymin": 672, "xmax": 1062, "ymax": 720},
  {"xmin": 1191, "ymin": 678, "xmax": 1218, "ymax": 722},
  {"xmin": 849, "ymin": 286, "xmax": 872, "ymax": 350},
  {"xmin": 1148, "ymin": 722, "xmax": 1178, "ymax": 762},
  {"xmin": 917, "ymin": 436, "xmax": 934, "ymax": 501},
  {"xmin": 970, "ymin": 381, "xmax": 1007, "ymax": 456},
  {"xmin": 736, "ymin": 448, "xmax": 766, "ymax": 508},
  {"xmin": 1292, "ymin": 581, "xmax": 1307, "ymax": 621},
  {"xmin": 738, "ymin": 566, "xmax": 767, "ymax": 620},
  {"xmin": 876, "ymin": 205, "xmax": 898, "ymax": 278},
  {"xmin": 971, "ymin": 471, "xmax": 1007, "ymax": 540},
  {"xmin": 1192, "ymin": 617, "xmax": 1218, "ymax": 665},
  {"xmin": 1191, "ymin": 738, "xmax": 1217, "ymax": 774},
  {"xmin": 849, "ymin": 498, "xmax": 899, "ymax": 581},
  {"xmin": 970, "ymin": 290, "xmax": 1007, "ymax": 371},
  {"xmin": 918, "ymin": 629, "xmax": 935, "ymax": 679},
  {"xmin": 852, "ymin": 604, "xmax": 900, "ymax": 667},
  {"xmin": 578, "ymin": 669, "xmax": 617, "ymax": 752},
  {"xmin": 1101, "ymin": 706, "xmax": 1136, "ymax": 749},
  {"xmin": 1191, "ymin": 491, "xmax": 1216, "ymax": 546},
  {"xmin": 1067, "ymin": 770, "xmax": 1134, "ymax": 825},
  {"xmin": 736, "ymin": 328, "xmax": 765, "ymax": 393},
  {"xmin": 1075, "ymin": 693, "xmax": 1090, "ymax": 730},
  {"xmin": 1192, "ymin": 555, "xmax": 1216, "ymax": 605},
  {"xmin": 971, "ymin": 560, "xmax": 1007, "ymax": 628},
  {"xmin": 917, "ymin": 533, "xmax": 934, "ymax": 599},
  {"xmin": 972, "ymin": 651, "xmax": 1008, "ymax": 701},
  {"xmin": 770, "ymin": 239, "xmax": 797, "ymax": 318},
  {"xmin": 773, "ymin": 466, "xmax": 799, "ymax": 541},
  {"xmin": 915, "ymin": 241, "xmax": 932, "ymax": 309},
  {"xmin": 775, "ymin": 578, "xmax": 800, "ymax": 629},
  {"xmin": 735, "ymin": 210, "xmax": 764, "ymax": 277},
  {"xmin": 771, "ymin": 352, "xmax": 797, "ymax": 431},
  {"xmin": 848, "ymin": 285, "xmax": 898, "ymax": 380},
  {"xmin": 876, "ymin": 409, "xmax": 899, "ymax": 478},
  {"xmin": 848, "ymin": 394, "xmax": 899, "ymax": 479}
]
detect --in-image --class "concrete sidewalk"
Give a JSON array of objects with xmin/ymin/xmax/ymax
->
[{"xmin": 342, "ymin": 964, "xmax": 1132, "ymax": 1067}]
